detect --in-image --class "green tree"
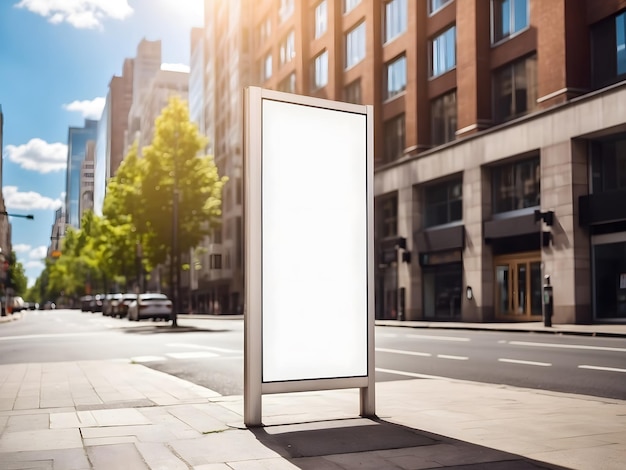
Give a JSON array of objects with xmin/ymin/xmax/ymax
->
[
  {"xmin": 138, "ymin": 96, "xmax": 227, "ymax": 320},
  {"xmin": 7, "ymin": 251, "xmax": 27, "ymax": 295}
]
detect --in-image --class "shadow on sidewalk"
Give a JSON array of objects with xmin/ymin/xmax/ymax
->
[
  {"xmin": 118, "ymin": 324, "xmax": 230, "ymax": 334},
  {"xmin": 249, "ymin": 417, "xmax": 568, "ymax": 469}
]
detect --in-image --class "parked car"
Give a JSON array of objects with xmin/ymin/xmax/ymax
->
[
  {"xmin": 115, "ymin": 293, "xmax": 137, "ymax": 318},
  {"xmin": 103, "ymin": 293, "xmax": 123, "ymax": 317},
  {"xmin": 11, "ymin": 296, "xmax": 26, "ymax": 312},
  {"xmin": 89, "ymin": 294, "xmax": 104, "ymax": 313},
  {"xmin": 127, "ymin": 293, "xmax": 173, "ymax": 321},
  {"xmin": 80, "ymin": 295, "xmax": 93, "ymax": 312}
]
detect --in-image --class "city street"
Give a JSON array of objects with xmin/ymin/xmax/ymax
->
[{"xmin": 1, "ymin": 309, "xmax": 625, "ymax": 400}]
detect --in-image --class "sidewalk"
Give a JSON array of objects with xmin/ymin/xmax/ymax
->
[{"xmin": 0, "ymin": 357, "xmax": 624, "ymax": 469}]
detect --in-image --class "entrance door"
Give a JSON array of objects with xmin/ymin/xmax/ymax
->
[{"xmin": 495, "ymin": 253, "xmax": 542, "ymax": 319}]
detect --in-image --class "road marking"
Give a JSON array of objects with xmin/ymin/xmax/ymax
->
[
  {"xmin": 0, "ymin": 332, "xmax": 101, "ymax": 341},
  {"xmin": 130, "ymin": 356, "xmax": 166, "ymax": 363},
  {"xmin": 375, "ymin": 367, "xmax": 450, "ymax": 380},
  {"xmin": 437, "ymin": 354, "xmax": 468, "ymax": 361},
  {"xmin": 498, "ymin": 358, "xmax": 551, "ymax": 367},
  {"xmin": 166, "ymin": 343, "xmax": 241, "ymax": 354},
  {"xmin": 376, "ymin": 348, "xmax": 431, "ymax": 357},
  {"xmin": 166, "ymin": 351, "xmax": 219, "ymax": 359},
  {"xmin": 509, "ymin": 341, "xmax": 626, "ymax": 353},
  {"xmin": 578, "ymin": 365, "xmax": 626, "ymax": 373},
  {"xmin": 408, "ymin": 334, "xmax": 470, "ymax": 342}
]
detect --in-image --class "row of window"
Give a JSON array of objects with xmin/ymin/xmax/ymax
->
[
  {"xmin": 378, "ymin": 132, "xmax": 626, "ymax": 235},
  {"xmin": 377, "ymin": 156, "xmax": 540, "ymax": 238},
  {"xmin": 261, "ymin": 0, "xmax": 529, "ymax": 67}
]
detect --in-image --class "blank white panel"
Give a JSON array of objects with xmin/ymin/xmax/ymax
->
[{"xmin": 262, "ymin": 99, "xmax": 368, "ymax": 382}]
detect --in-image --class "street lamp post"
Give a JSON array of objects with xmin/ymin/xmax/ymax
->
[
  {"xmin": 0, "ymin": 211, "xmax": 34, "ymax": 220},
  {"xmin": 0, "ymin": 211, "xmax": 34, "ymax": 316}
]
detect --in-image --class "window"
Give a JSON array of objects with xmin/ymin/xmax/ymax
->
[
  {"xmin": 424, "ymin": 179, "xmax": 462, "ymax": 228},
  {"xmin": 346, "ymin": 22, "xmax": 366, "ymax": 69},
  {"xmin": 492, "ymin": 0, "xmax": 529, "ymax": 43},
  {"xmin": 384, "ymin": 0, "xmax": 407, "ymax": 43},
  {"xmin": 492, "ymin": 157, "xmax": 540, "ymax": 214},
  {"xmin": 431, "ymin": 26, "xmax": 456, "ymax": 77},
  {"xmin": 279, "ymin": 30, "xmax": 295, "ymax": 66},
  {"xmin": 493, "ymin": 55, "xmax": 537, "ymax": 122},
  {"xmin": 315, "ymin": 1, "xmax": 327, "ymax": 38},
  {"xmin": 591, "ymin": 11, "xmax": 626, "ymax": 88},
  {"xmin": 383, "ymin": 114, "xmax": 405, "ymax": 163},
  {"xmin": 591, "ymin": 133, "xmax": 626, "ymax": 193},
  {"xmin": 278, "ymin": 72, "xmax": 296, "ymax": 93},
  {"xmin": 431, "ymin": 91, "xmax": 457, "ymax": 145},
  {"xmin": 312, "ymin": 50, "xmax": 328, "ymax": 89},
  {"xmin": 385, "ymin": 54, "xmax": 407, "ymax": 100},
  {"xmin": 430, "ymin": 0, "xmax": 452, "ymax": 14},
  {"xmin": 263, "ymin": 53, "xmax": 272, "ymax": 81},
  {"xmin": 376, "ymin": 194, "xmax": 398, "ymax": 238},
  {"xmin": 344, "ymin": 0, "xmax": 361, "ymax": 14},
  {"xmin": 344, "ymin": 79, "xmax": 362, "ymax": 104},
  {"xmin": 279, "ymin": 0, "xmax": 294, "ymax": 23},
  {"xmin": 210, "ymin": 254, "xmax": 222, "ymax": 269}
]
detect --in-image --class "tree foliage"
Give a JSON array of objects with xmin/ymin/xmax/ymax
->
[{"xmin": 36, "ymin": 97, "xmax": 226, "ymax": 307}]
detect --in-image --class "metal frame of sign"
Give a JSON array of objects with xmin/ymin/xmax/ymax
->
[{"xmin": 243, "ymin": 87, "xmax": 375, "ymax": 427}]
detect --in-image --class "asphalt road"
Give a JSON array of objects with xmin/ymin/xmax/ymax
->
[{"xmin": 1, "ymin": 309, "xmax": 625, "ymax": 399}]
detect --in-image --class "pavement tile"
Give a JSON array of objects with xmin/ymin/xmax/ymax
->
[
  {"xmin": 0, "ymin": 448, "xmax": 91, "ymax": 470},
  {"xmin": 529, "ymin": 444, "xmax": 626, "ymax": 470},
  {"xmin": 6, "ymin": 413, "xmax": 49, "ymax": 432},
  {"xmin": 86, "ymin": 442, "xmax": 149, "ymax": 470},
  {"xmin": 286, "ymin": 457, "xmax": 346, "ymax": 470},
  {"xmin": 88, "ymin": 408, "xmax": 152, "ymax": 426},
  {"xmin": 0, "ymin": 428, "xmax": 82, "ymax": 452},
  {"xmin": 135, "ymin": 442, "xmax": 189, "ymax": 470},
  {"xmin": 80, "ymin": 423, "xmax": 179, "ymax": 443},
  {"xmin": 83, "ymin": 435, "xmax": 138, "ymax": 446},
  {"xmin": 170, "ymin": 430, "xmax": 280, "ymax": 465},
  {"xmin": 166, "ymin": 405, "xmax": 232, "ymax": 433}
]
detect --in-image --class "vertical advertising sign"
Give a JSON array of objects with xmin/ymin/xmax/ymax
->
[{"xmin": 244, "ymin": 87, "xmax": 374, "ymax": 426}]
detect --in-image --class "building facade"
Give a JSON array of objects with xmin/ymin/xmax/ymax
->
[
  {"xmin": 65, "ymin": 119, "xmax": 98, "ymax": 228},
  {"xmin": 202, "ymin": 0, "xmax": 626, "ymax": 323}
]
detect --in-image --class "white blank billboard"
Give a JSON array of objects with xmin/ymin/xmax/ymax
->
[{"xmin": 261, "ymin": 99, "xmax": 368, "ymax": 382}]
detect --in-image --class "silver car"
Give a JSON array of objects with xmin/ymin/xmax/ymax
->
[{"xmin": 127, "ymin": 293, "xmax": 173, "ymax": 321}]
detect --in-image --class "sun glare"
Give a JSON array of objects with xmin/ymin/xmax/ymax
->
[{"xmin": 157, "ymin": 0, "xmax": 204, "ymax": 24}]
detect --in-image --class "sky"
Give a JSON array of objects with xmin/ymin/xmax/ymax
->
[{"xmin": 0, "ymin": 0, "xmax": 204, "ymax": 288}]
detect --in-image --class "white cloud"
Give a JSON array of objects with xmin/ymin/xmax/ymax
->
[
  {"xmin": 5, "ymin": 138, "xmax": 67, "ymax": 173},
  {"xmin": 63, "ymin": 97, "xmax": 105, "ymax": 119},
  {"xmin": 161, "ymin": 63, "xmax": 190, "ymax": 73},
  {"xmin": 15, "ymin": 0, "xmax": 133, "ymax": 29},
  {"xmin": 13, "ymin": 244, "xmax": 31, "ymax": 253},
  {"xmin": 29, "ymin": 246, "xmax": 48, "ymax": 260},
  {"xmin": 3, "ymin": 186, "xmax": 64, "ymax": 211}
]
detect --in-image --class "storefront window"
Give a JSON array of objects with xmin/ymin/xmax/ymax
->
[
  {"xmin": 492, "ymin": 156, "xmax": 540, "ymax": 213},
  {"xmin": 591, "ymin": 133, "xmax": 626, "ymax": 193},
  {"xmin": 423, "ymin": 264, "xmax": 462, "ymax": 319},
  {"xmin": 593, "ymin": 241, "xmax": 626, "ymax": 320}
]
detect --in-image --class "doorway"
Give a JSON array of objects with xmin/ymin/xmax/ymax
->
[{"xmin": 495, "ymin": 252, "xmax": 542, "ymax": 319}]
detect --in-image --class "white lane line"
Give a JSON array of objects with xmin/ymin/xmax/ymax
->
[
  {"xmin": 166, "ymin": 343, "xmax": 241, "ymax": 354},
  {"xmin": 509, "ymin": 341, "xmax": 626, "ymax": 353},
  {"xmin": 376, "ymin": 348, "xmax": 431, "ymax": 357},
  {"xmin": 498, "ymin": 358, "xmax": 551, "ymax": 367},
  {"xmin": 0, "ymin": 332, "xmax": 101, "ymax": 341},
  {"xmin": 376, "ymin": 367, "xmax": 450, "ymax": 380},
  {"xmin": 166, "ymin": 351, "xmax": 219, "ymax": 359},
  {"xmin": 130, "ymin": 356, "xmax": 166, "ymax": 363},
  {"xmin": 578, "ymin": 365, "xmax": 626, "ymax": 373},
  {"xmin": 408, "ymin": 334, "xmax": 470, "ymax": 342},
  {"xmin": 437, "ymin": 354, "xmax": 468, "ymax": 361}
]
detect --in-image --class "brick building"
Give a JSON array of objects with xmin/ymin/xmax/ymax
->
[{"xmin": 203, "ymin": 0, "xmax": 626, "ymax": 323}]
